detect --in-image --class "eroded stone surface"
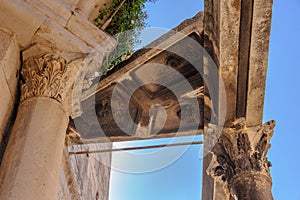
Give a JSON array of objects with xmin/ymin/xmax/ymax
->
[
  {"xmin": 66, "ymin": 143, "xmax": 112, "ymax": 200},
  {"xmin": 0, "ymin": 25, "xmax": 20, "ymax": 162},
  {"xmin": 246, "ymin": 0, "xmax": 273, "ymax": 126},
  {"xmin": 0, "ymin": 0, "xmax": 46, "ymax": 47},
  {"xmin": 0, "ymin": 98, "xmax": 68, "ymax": 200},
  {"xmin": 207, "ymin": 118, "xmax": 275, "ymax": 199}
]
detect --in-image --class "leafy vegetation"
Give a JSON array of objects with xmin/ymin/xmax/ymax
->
[{"xmin": 94, "ymin": 0, "xmax": 155, "ymax": 74}]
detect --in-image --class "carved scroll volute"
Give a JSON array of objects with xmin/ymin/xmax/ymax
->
[
  {"xmin": 207, "ymin": 118, "xmax": 276, "ymax": 188},
  {"xmin": 20, "ymin": 54, "xmax": 84, "ymax": 116}
]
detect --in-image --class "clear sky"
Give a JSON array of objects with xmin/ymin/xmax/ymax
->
[
  {"xmin": 109, "ymin": 1, "xmax": 204, "ymax": 200},
  {"xmin": 265, "ymin": 0, "xmax": 300, "ymax": 199},
  {"xmin": 108, "ymin": 0, "xmax": 300, "ymax": 200}
]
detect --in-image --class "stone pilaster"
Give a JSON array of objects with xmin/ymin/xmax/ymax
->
[{"xmin": 207, "ymin": 118, "xmax": 275, "ymax": 200}]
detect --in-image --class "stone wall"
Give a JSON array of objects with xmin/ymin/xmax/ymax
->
[
  {"xmin": 57, "ymin": 143, "xmax": 112, "ymax": 200},
  {"xmin": 0, "ymin": 25, "xmax": 20, "ymax": 162}
]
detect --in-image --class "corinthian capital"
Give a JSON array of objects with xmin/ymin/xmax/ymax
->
[
  {"xmin": 20, "ymin": 53, "xmax": 95, "ymax": 117},
  {"xmin": 207, "ymin": 118, "xmax": 275, "ymax": 188},
  {"xmin": 21, "ymin": 54, "xmax": 69, "ymax": 103}
]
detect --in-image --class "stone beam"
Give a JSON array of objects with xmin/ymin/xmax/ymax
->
[
  {"xmin": 207, "ymin": 118, "xmax": 275, "ymax": 200},
  {"xmin": 246, "ymin": 0, "xmax": 273, "ymax": 126},
  {"xmin": 203, "ymin": 0, "xmax": 273, "ymax": 124},
  {"xmin": 203, "ymin": 0, "xmax": 241, "ymax": 123},
  {"xmin": 82, "ymin": 12, "xmax": 204, "ymax": 101}
]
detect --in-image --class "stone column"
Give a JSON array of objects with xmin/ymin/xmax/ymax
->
[
  {"xmin": 0, "ymin": 54, "xmax": 81, "ymax": 200},
  {"xmin": 207, "ymin": 118, "xmax": 275, "ymax": 200}
]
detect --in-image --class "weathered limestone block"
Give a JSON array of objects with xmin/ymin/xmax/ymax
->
[
  {"xmin": 75, "ymin": 0, "xmax": 114, "ymax": 22},
  {"xmin": 0, "ymin": 72, "xmax": 13, "ymax": 144},
  {"xmin": 76, "ymin": 0, "xmax": 97, "ymax": 19},
  {"xmin": 57, "ymin": 149, "xmax": 79, "ymax": 200},
  {"xmin": 56, "ymin": 143, "xmax": 112, "ymax": 200},
  {"xmin": 26, "ymin": 0, "xmax": 72, "ymax": 27},
  {"xmin": 31, "ymin": 19, "xmax": 93, "ymax": 55},
  {"xmin": 207, "ymin": 118, "xmax": 275, "ymax": 200},
  {"xmin": 0, "ymin": 0, "xmax": 117, "ymax": 52},
  {"xmin": 62, "ymin": 0, "xmax": 81, "ymax": 10},
  {"xmin": 67, "ymin": 143, "xmax": 112, "ymax": 200},
  {"xmin": 204, "ymin": 0, "xmax": 241, "ymax": 122},
  {"xmin": 0, "ymin": 25, "xmax": 20, "ymax": 161},
  {"xmin": 246, "ymin": 0, "xmax": 273, "ymax": 126},
  {"xmin": 66, "ymin": 12, "xmax": 115, "ymax": 54},
  {"xmin": 0, "ymin": 0, "xmax": 47, "ymax": 48},
  {"xmin": 57, "ymin": 167, "xmax": 72, "ymax": 200}
]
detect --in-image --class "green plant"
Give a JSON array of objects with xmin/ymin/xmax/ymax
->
[{"xmin": 95, "ymin": 0, "xmax": 155, "ymax": 74}]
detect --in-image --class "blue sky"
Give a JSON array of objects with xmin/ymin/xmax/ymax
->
[
  {"xmin": 108, "ymin": 0, "xmax": 300, "ymax": 199},
  {"xmin": 109, "ymin": 1, "xmax": 204, "ymax": 200},
  {"xmin": 109, "ymin": 137, "xmax": 203, "ymax": 200},
  {"xmin": 266, "ymin": 0, "xmax": 300, "ymax": 199}
]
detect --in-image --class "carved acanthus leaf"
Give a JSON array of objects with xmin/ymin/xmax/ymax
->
[
  {"xmin": 20, "ymin": 54, "xmax": 70, "ymax": 103},
  {"xmin": 207, "ymin": 118, "xmax": 275, "ymax": 187},
  {"xmin": 20, "ymin": 54, "xmax": 92, "ymax": 117}
]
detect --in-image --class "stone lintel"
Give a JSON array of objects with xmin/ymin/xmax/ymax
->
[{"xmin": 82, "ymin": 11, "xmax": 205, "ymax": 101}]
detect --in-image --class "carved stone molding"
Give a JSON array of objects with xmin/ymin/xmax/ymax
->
[{"xmin": 207, "ymin": 118, "xmax": 275, "ymax": 198}]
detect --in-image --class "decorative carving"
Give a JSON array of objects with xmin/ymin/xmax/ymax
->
[
  {"xmin": 177, "ymin": 104, "xmax": 195, "ymax": 122},
  {"xmin": 20, "ymin": 54, "xmax": 93, "ymax": 117},
  {"xmin": 20, "ymin": 54, "xmax": 70, "ymax": 103},
  {"xmin": 166, "ymin": 56, "xmax": 181, "ymax": 67},
  {"xmin": 96, "ymin": 97, "xmax": 110, "ymax": 119},
  {"xmin": 207, "ymin": 118, "xmax": 275, "ymax": 188}
]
